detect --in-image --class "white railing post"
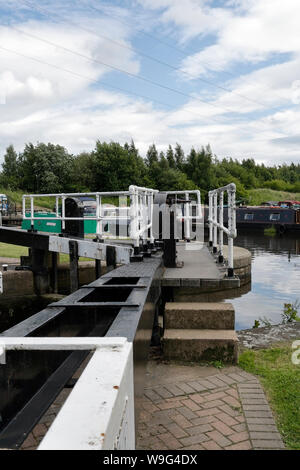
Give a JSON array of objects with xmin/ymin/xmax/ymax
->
[
  {"xmin": 119, "ymin": 195, "xmax": 128, "ymax": 239},
  {"xmin": 149, "ymin": 192, "xmax": 155, "ymax": 246},
  {"xmin": 213, "ymin": 192, "xmax": 218, "ymax": 253},
  {"xmin": 185, "ymin": 192, "xmax": 191, "ymax": 241},
  {"xmin": 55, "ymin": 196, "xmax": 59, "ymax": 219},
  {"xmin": 227, "ymin": 183, "xmax": 236, "ymax": 277},
  {"xmin": 30, "ymin": 196, "xmax": 34, "ymax": 231},
  {"xmin": 208, "ymin": 192, "xmax": 213, "ymax": 247},
  {"xmin": 208, "ymin": 183, "xmax": 237, "ymax": 277},
  {"xmin": 129, "ymin": 185, "xmax": 139, "ymax": 254},
  {"xmin": 219, "ymin": 191, "xmax": 224, "ymax": 263},
  {"xmin": 61, "ymin": 195, "xmax": 66, "ymax": 231},
  {"xmin": 142, "ymin": 191, "xmax": 148, "ymax": 249},
  {"xmin": 96, "ymin": 193, "xmax": 101, "ymax": 239},
  {"xmin": 22, "ymin": 195, "xmax": 26, "ymax": 221}
]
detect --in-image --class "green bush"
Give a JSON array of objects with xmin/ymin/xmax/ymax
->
[{"xmin": 263, "ymin": 179, "xmax": 289, "ymax": 191}]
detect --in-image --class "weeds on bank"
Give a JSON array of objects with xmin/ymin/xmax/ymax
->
[
  {"xmin": 209, "ymin": 360, "xmax": 224, "ymax": 369},
  {"xmin": 253, "ymin": 300, "xmax": 300, "ymax": 328}
]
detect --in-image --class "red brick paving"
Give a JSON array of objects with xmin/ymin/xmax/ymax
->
[
  {"xmin": 16, "ymin": 362, "xmax": 284, "ymax": 451},
  {"xmin": 137, "ymin": 368, "xmax": 285, "ymax": 451}
]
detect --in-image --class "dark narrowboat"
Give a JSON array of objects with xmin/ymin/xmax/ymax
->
[
  {"xmin": 204, "ymin": 202, "xmax": 300, "ymax": 233},
  {"xmin": 236, "ymin": 205, "xmax": 300, "ymax": 233}
]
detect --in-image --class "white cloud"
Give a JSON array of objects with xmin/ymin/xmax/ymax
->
[
  {"xmin": 0, "ymin": 1, "xmax": 299, "ymax": 165},
  {"xmin": 137, "ymin": 0, "xmax": 300, "ymax": 80},
  {"xmin": 0, "ymin": 11, "xmax": 141, "ymax": 152},
  {"xmin": 170, "ymin": 0, "xmax": 300, "ymax": 77},
  {"xmin": 135, "ymin": 0, "xmax": 234, "ymax": 48},
  {"xmin": 0, "ymin": 17, "xmax": 139, "ymax": 98}
]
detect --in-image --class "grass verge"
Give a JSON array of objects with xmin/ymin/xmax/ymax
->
[
  {"xmin": 0, "ymin": 243, "xmax": 92, "ymax": 263},
  {"xmin": 0, "ymin": 188, "xmax": 55, "ymax": 210},
  {"xmin": 1, "ymin": 187, "xmax": 130, "ymax": 210},
  {"xmin": 0, "ymin": 242, "xmax": 28, "ymax": 258},
  {"xmin": 247, "ymin": 188, "xmax": 300, "ymax": 206},
  {"xmin": 239, "ymin": 342, "xmax": 300, "ymax": 449}
]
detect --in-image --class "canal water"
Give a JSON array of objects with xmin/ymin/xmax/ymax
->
[{"xmin": 231, "ymin": 231, "xmax": 300, "ymax": 330}]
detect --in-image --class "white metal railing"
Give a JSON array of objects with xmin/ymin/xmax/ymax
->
[
  {"xmin": 208, "ymin": 183, "xmax": 237, "ymax": 276},
  {"xmin": 128, "ymin": 185, "xmax": 158, "ymax": 250},
  {"xmin": 22, "ymin": 187, "xmax": 204, "ymax": 247},
  {"xmin": 22, "ymin": 185, "xmax": 158, "ymax": 249},
  {"xmin": 162, "ymin": 190, "xmax": 202, "ymax": 241}
]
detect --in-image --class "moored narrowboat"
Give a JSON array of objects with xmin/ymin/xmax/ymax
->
[
  {"xmin": 236, "ymin": 205, "xmax": 300, "ymax": 233},
  {"xmin": 204, "ymin": 202, "xmax": 300, "ymax": 233}
]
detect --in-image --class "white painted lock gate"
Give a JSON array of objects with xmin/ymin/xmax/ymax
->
[
  {"xmin": 0, "ymin": 337, "xmax": 135, "ymax": 450},
  {"xmin": 39, "ymin": 338, "xmax": 134, "ymax": 450}
]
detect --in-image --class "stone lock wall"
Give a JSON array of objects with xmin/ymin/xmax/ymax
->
[{"xmin": 222, "ymin": 246, "xmax": 252, "ymax": 287}]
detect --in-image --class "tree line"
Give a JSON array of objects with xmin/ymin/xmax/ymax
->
[{"xmin": 1, "ymin": 141, "xmax": 299, "ymax": 202}]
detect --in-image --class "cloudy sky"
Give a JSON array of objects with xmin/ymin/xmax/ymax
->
[{"xmin": 0, "ymin": 0, "xmax": 299, "ymax": 164}]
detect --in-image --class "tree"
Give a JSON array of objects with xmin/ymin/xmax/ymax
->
[
  {"xmin": 166, "ymin": 145, "xmax": 176, "ymax": 169},
  {"xmin": 185, "ymin": 145, "xmax": 216, "ymax": 191},
  {"xmin": 146, "ymin": 144, "xmax": 159, "ymax": 167},
  {"xmin": 18, "ymin": 142, "xmax": 73, "ymax": 193},
  {"xmin": 69, "ymin": 152, "xmax": 95, "ymax": 191},
  {"xmin": 1, "ymin": 138, "xmax": 299, "ymax": 199},
  {"xmin": 1, "ymin": 145, "xmax": 19, "ymax": 189},
  {"xmin": 159, "ymin": 152, "xmax": 169, "ymax": 170},
  {"xmin": 90, "ymin": 141, "xmax": 148, "ymax": 191},
  {"xmin": 174, "ymin": 143, "xmax": 185, "ymax": 170}
]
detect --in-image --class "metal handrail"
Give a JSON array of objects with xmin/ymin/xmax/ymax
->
[
  {"xmin": 162, "ymin": 190, "xmax": 202, "ymax": 241},
  {"xmin": 208, "ymin": 183, "xmax": 237, "ymax": 277},
  {"xmin": 22, "ymin": 186, "xmax": 158, "ymax": 250},
  {"xmin": 128, "ymin": 185, "xmax": 158, "ymax": 250}
]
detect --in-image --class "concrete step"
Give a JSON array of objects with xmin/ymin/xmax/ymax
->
[
  {"xmin": 163, "ymin": 329, "xmax": 238, "ymax": 364},
  {"xmin": 165, "ymin": 302, "xmax": 235, "ymax": 330}
]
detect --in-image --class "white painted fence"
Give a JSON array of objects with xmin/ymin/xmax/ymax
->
[
  {"xmin": 0, "ymin": 337, "xmax": 135, "ymax": 450},
  {"xmin": 208, "ymin": 183, "xmax": 237, "ymax": 276},
  {"xmin": 22, "ymin": 185, "xmax": 158, "ymax": 249},
  {"xmin": 22, "ymin": 187, "xmax": 204, "ymax": 246},
  {"xmin": 128, "ymin": 185, "xmax": 158, "ymax": 250}
]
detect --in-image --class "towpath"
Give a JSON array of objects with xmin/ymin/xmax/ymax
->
[{"xmin": 136, "ymin": 360, "xmax": 284, "ymax": 451}]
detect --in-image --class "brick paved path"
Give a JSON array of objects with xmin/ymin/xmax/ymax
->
[
  {"xmin": 137, "ymin": 363, "xmax": 284, "ymax": 450},
  {"xmin": 19, "ymin": 361, "xmax": 284, "ymax": 450}
]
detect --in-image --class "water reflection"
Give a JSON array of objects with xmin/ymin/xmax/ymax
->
[{"xmin": 231, "ymin": 231, "xmax": 300, "ymax": 330}]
